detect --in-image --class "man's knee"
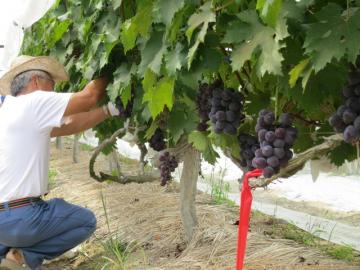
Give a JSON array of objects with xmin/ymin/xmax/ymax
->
[{"xmin": 82, "ymin": 208, "xmax": 97, "ymax": 233}]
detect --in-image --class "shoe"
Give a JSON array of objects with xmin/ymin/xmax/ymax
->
[{"xmin": 0, "ymin": 258, "xmax": 31, "ymax": 270}]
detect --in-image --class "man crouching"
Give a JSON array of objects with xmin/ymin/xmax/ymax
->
[{"xmin": 0, "ymin": 56, "xmax": 119, "ymax": 270}]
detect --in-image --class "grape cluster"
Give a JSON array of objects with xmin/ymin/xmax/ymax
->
[
  {"xmin": 115, "ymin": 96, "xmax": 133, "ymax": 118},
  {"xmin": 158, "ymin": 152, "xmax": 178, "ymax": 186},
  {"xmin": 209, "ymin": 87, "xmax": 245, "ymax": 135},
  {"xmin": 252, "ymin": 111, "xmax": 298, "ymax": 178},
  {"xmin": 196, "ymin": 83, "xmax": 213, "ymax": 132},
  {"xmin": 329, "ymin": 71, "xmax": 360, "ymax": 143},
  {"xmin": 238, "ymin": 133, "xmax": 260, "ymax": 171},
  {"xmin": 149, "ymin": 128, "xmax": 166, "ymax": 151}
]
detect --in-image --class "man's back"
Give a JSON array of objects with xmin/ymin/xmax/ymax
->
[{"xmin": 0, "ymin": 91, "xmax": 71, "ymax": 202}]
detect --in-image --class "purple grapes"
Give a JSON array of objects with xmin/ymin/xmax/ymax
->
[
  {"xmin": 208, "ymin": 83, "xmax": 245, "ymax": 135},
  {"xmin": 239, "ymin": 133, "xmax": 260, "ymax": 171},
  {"xmin": 158, "ymin": 152, "xmax": 178, "ymax": 186},
  {"xmin": 196, "ymin": 83, "xmax": 213, "ymax": 131},
  {"xmin": 149, "ymin": 129, "xmax": 166, "ymax": 151},
  {"xmin": 252, "ymin": 110, "xmax": 298, "ymax": 178},
  {"xmin": 329, "ymin": 71, "xmax": 360, "ymax": 143}
]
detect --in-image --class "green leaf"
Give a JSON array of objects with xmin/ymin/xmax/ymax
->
[
  {"xmin": 143, "ymin": 76, "xmax": 175, "ymax": 118},
  {"xmin": 222, "ymin": 20, "xmax": 251, "ymax": 44},
  {"xmin": 304, "ymin": 4, "xmax": 360, "ymax": 72},
  {"xmin": 121, "ymin": 20, "xmax": 138, "ymax": 52},
  {"xmin": 188, "ymin": 131, "xmax": 208, "ymax": 151},
  {"xmin": 47, "ymin": 19, "xmax": 72, "ymax": 48},
  {"xmin": 145, "ymin": 121, "xmax": 159, "ymax": 140},
  {"xmin": 107, "ymin": 63, "xmax": 136, "ymax": 102},
  {"xmin": 185, "ymin": 2, "xmax": 216, "ymax": 68},
  {"xmin": 188, "ymin": 130, "xmax": 219, "ymax": 164},
  {"xmin": 167, "ymin": 5, "xmax": 189, "ymax": 43},
  {"xmin": 256, "ymin": 0, "xmax": 282, "ymax": 27},
  {"xmin": 289, "ymin": 58, "xmax": 310, "ymax": 88},
  {"xmin": 165, "ymin": 43, "xmax": 185, "ymax": 76},
  {"xmin": 229, "ymin": 10, "xmax": 288, "ymax": 75},
  {"xmin": 168, "ymin": 107, "xmax": 188, "ymax": 143},
  {"xmin": 135, "ymin": 0, "xmax": 154, "ymax": 37},
  {"xmin": 328, "ymin": 142, "xmax": 357, "ymax": 166},
  {"xmin": 120, "ymin": 0, "xmax": 154, "ymax": 52},
  {"xmin": 139, "ymin": 31, "xmax": 166, "ymax": 75},
  {"xmin": 111, "ymin": 0, "xmax": 122, "ymax": 10},
  {"xmin": 142, "ymin": 69, "xmax": 157, "ymax": 92},
  {"xmin": 155, "ymin": 0, "xmax": 185, "ymax": 26},
  {"xmin": 121, "ymin": 85, "xmax": 132, "ymax": 107},
  {"xmin": 203, "ymin": 144, "xmax": 219, "ymax": 164}
]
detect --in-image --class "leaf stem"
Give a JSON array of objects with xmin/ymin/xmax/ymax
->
[{"xmin": 215, "ymin": 0, "xmax": 235, "ymax": 12}]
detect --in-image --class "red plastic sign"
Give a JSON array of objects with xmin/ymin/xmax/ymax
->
[{"xmin": 236, "ymin": 169, "xmax": 263, "ymax": 270}]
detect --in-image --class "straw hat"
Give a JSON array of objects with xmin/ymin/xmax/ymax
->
[{"xmin": 0, "ymin": 55, "xmax": 69, "ymax": 95}]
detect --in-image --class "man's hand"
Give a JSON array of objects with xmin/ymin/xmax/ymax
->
[{"xmin": 103, "ymin": 102, "xmax": 120, "ymax": 117}]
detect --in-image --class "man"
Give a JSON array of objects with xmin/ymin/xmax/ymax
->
[{"xmin": 0, "ymin": 55, "xmax": 119, "ymax": 270}]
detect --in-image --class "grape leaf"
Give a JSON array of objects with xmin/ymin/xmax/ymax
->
[
  {"xmin": 328, "ymin": 142, "xmax": 357, "ymax": 166},
  {"xmin": 256, "ymin": 0, "xmax": 282, "ymax": 27},
  {"xmin": 138, "ymin": 31, "xmax": 166, "ymax": 75},
  {"xmin": 165, "ymin": 43, "xmax": 185, "ymax": 76},
  {"xmin": 143, "ymin": 76, "xmax": 175, "ymax": 118},
  {"xmin": 111, "ymin": 0, "xmax": 122, "ymax": 10},
  {"xmin": 155, "ymin": 0, "xmax": 184, "ymax": 27},
  {"xmin": 120, "ymin": 0, "xmax": 154, "ymax": 52},
  {"xmin": 304, "ymin": 4, "xmax": 360, "ymax": 72},
  {"xmin": 188, "ymin": 131, "xmax": 208, "ymax": 152},
  {"xmin": 188, "ymin": 131, "xmax": 219, "ymax": 164},
  {"xmin": 107, "ymin": 63, "xmax": 136, "ymax": 102},
  {"xmin": 228, "ymin": 10, "xmax": 288, "ymax": 75},
  {"xmin": 145, "ymin": 121, "xmax": 159, "ymax": 140},
  {"xmin": 142, "ymin": 69, "xmax": 157, "ymax": 93},
  {"xmin": 168, "ymin": 106, "xmax": 192, "ymax": 143},
  {"xmin": 186, "ymin": 2, "xmax": 216, "ymax": 69},
  {"xmin": 289, "ymin": 58, "xmax": 310, "ymax": 88},
  {"xmin": 47, "ymin": 19, "xmax": 72, "ymax": 48},
  {"xmin": 121, "ymin": 20, "xmax": 137, "ymax": 52}
]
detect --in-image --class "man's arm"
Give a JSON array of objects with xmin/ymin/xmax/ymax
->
[
  {"xmin": 50, "ymin": 107, "xmax": 108, "ymax": 137},
  {"xmin": 63, "ymin": 77, "xmax": 108, "ymax": 116}
]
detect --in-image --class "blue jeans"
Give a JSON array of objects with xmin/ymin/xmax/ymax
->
[{"xmin": 0, "ymin": 198, "xmax": 96, "ymax": 270}]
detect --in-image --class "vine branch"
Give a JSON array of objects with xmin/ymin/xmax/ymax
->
[{"xmin": 89, "ymin": 121, "xmax": 159, "ymax": 184}]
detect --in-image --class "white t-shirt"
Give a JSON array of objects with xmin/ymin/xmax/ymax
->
[{"xmin": 0, "ymin": 90, "xmax": 72, "ymax": 203}]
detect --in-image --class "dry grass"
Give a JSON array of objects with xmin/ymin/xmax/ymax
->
[{"xmin": 45, "ymin": 140, "xmax": 360, "ymax": 270}]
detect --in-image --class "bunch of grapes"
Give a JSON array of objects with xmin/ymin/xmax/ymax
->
[
  {"xmin": 149, "ymin": 128, "xmax": 166, "ymax": 151},
  {"xmin": 115, "ymin": 96, "xmax": 133, "ymax": 118},
  {"xmin": 252, "ymin": 111, "xmax": 298, "ymax": 178},
  {"xmin": 196, "ymin": 83, "xmax": 213, "ymax": 132},
  {"xmin": 329, "ymin": 71, "xmax": 360, "ymax": 143},
  {"xmin": 208, "ymin": 87, "xmax": 245, "ymax": 135},
  {"xmin": 238, "ymin": 133, "xmax": 260, "ymax": 171},
  {"xmin": 158, "ymin": 152, "xmax": 178, "ymax": 186}
]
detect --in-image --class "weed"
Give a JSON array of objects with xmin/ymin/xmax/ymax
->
[
  {"xmin": 80, "ymin": 143, "xmax": 94, "ymax": 151},
  {"xmin": 48, "ymin": 168, "xmax": 58, "ymax": 189},
  {"xmin": 99, "ymin": 190, "xmax": 148, "ymax": 269},
  {"xmin": 325, "ymin": 245, "xmax": 354, "ymax": 261},
  {"xmin": 101, "ymin": 237, "xmax": 138, "ymax": 270}
]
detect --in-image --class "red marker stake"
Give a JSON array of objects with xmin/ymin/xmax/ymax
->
[{"xmin": 236, "ymin": 169, "xmax": 263, "ymax": 270}]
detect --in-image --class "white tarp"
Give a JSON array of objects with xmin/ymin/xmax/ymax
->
[{"xmin": 0, "ymin": 0, "xmax": 55, "ymax": 77}]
